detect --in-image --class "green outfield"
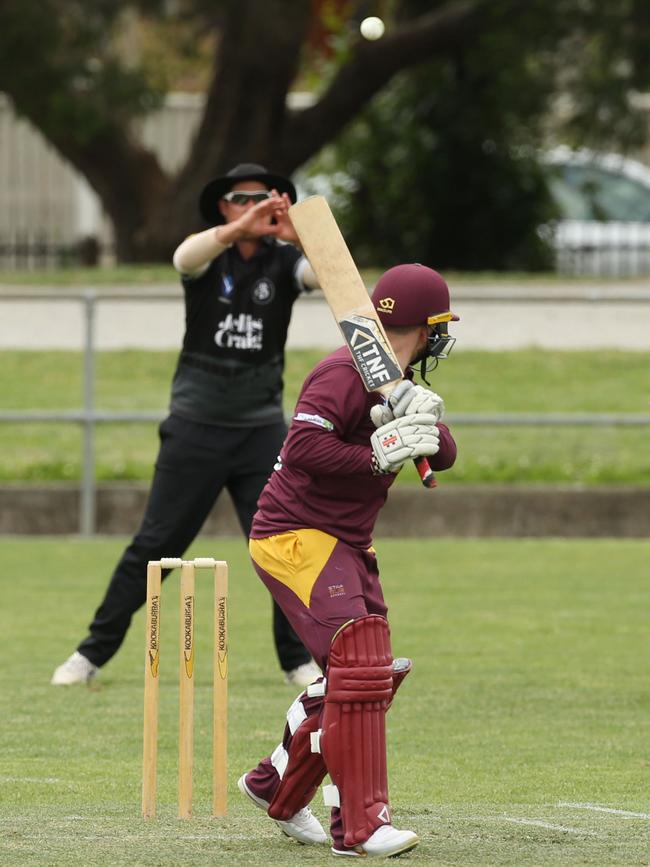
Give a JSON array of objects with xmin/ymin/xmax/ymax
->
[
  {"xmin": 1, "ymin": 537, "xmax": 649, "ymax": 865},
  {"xmin": 2, "ymin": 349, "xmax": 650, "ymax": 485},
  {"xmin": 0, "ymin": 266, "xmax": 634, "ymax": 287}
]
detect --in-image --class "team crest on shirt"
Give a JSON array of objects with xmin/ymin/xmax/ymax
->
[
  {"xmin": 252, "ymin": 278, "xmax": 275, "ymax": 305},
  {"xmin": 220, "ymin": 273, "xmax": 234, "ymax": 303}
]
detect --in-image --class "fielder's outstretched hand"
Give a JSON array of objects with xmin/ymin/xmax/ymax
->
[
  {"xmin": 267, "ymin": 190, "xmax": 302, "ymax": 245},
  {"xmin": 227, "ymin": 191, "xmax": 291, "ymax": 241},
  {"xmin": 370, "ymin": 413, "xmax": 440, "ymax": 474}
]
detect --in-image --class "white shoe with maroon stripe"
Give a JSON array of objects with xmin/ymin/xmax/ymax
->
[
  {"xmin": 237, "ymin": 774, "xmax": 327, "ymax": 845},
  {"xmin": 332, "ymin": 824, "xmax": 419, "ymax": 858}
]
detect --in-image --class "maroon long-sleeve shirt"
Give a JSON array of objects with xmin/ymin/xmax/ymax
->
[{"xmin": 252, "ymin": 346, "xmax": 456, "ymax": 548}]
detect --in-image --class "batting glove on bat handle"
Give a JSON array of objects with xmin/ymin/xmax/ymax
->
[
  {"xmin": 370, "ymin": 393, "xmax": 438, "ymax": 489},
  {"xmin": 371, "ymin": 415, "xmax": 440, "ymax": 474},
  {"xmin": 391, "ymin": 381, "xmax": 445, "ymax": 422},
  {"xmin": 396, "ymin": 382, "xmax": 442, "ymax": 488},
  {"xmin": 371, "ymin": 382, "xmax": 445, "ymax": 427}
]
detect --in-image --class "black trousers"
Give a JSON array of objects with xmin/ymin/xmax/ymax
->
[{"xmin": 77, "ymin": 414, "xmax": 311, "ymax": 672}]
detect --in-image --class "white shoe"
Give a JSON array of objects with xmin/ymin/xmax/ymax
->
[
  {"xmin": 332, "ymin": 824, "xmax": 419, "ymax": 858},
  {"xmin": 238, "ymin": 774, "xmax": 327, "ymax": 845},
  {"xmin": 50, "ymin": 651, "xmax": 98, "ymax": 686},
  {"xmin": 283, "ymin": 660, "xmax": 322, "ymax": 687}
]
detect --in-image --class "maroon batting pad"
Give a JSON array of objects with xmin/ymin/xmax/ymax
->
[
  {"xmin": 267, "ymin": 657, "xmax": 411, "ymax": 828},
  {"xmin": 321, "ymin": 615, "xmax": 394, "ymax": 848}
]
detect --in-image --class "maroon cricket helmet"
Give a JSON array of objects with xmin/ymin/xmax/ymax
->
[{"xmin": 371, "ymin": 264, "xmax": 459, "ymax": 327}]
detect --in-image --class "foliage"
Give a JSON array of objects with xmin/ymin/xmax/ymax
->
[
  {"xmin": 558, "ymin": 0, "xmax": 650, "ymax": 152},
  {"xmin": 0, "ymin": 1, "xmax": 167, "ymax": 140},
  {"xmin": 0, "ymin": 1, "xmax": 649, "ymax": 264},
  {"xmin": 307, "ymin": 72, "xmax": 557, "ymax": 270},
  {"xmin": 303, "ymin": 0, "xmax": 650, "ymax": 270}
]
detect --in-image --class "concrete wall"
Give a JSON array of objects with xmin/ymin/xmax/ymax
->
[{"xmin": 1, "ymin": 484, "xmax": 648, "ymax": 538}]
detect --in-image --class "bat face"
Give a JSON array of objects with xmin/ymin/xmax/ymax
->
[
  {"xmin": 289, "ymin": 195, "xmax": 437, "ymax": 488},
  {"xmin": 288, "ymin": 196, "xmax": 402, "ymax": 395}
]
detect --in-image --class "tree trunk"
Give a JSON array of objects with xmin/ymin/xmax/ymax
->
[
  {"xmin": 139, "ymin": 0, "xmax": 486, "ymax": 261},
  {"xmin": 143, "ymin": 0, "xmax": 312, "ymax": 260},
  {"xmin": 282, "ymin": 0, "xmax": 485, "ymax": 168},
  {"xmin": 0, "ymin": 0, "xmax": 490, "ymax": 262},
  {"xmin": 59, "ymin": 131, "xmax": 169, "ymax": 262}
]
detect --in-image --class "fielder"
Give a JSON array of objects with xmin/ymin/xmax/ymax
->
[
  {"xmin": 51, "ymin": 163, "xmax": 320, "ymax": 689},
  {"xmin": 239, "ymin": 264, "xmax": 458, "ymax": 857}
]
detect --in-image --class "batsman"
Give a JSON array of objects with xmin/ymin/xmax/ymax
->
[{"xmin": 239, "ymin": 262, "xmax": 459, "ymax": 857}]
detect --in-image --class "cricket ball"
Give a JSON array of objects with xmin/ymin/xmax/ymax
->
[{"xmin": 359, "ymin": 16, "xmax": 385, "ymax": 41}]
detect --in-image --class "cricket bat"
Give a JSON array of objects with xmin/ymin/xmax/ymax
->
[{"xmin": 288, "ymin": 195, "xmax": 436, "ymax": 488}]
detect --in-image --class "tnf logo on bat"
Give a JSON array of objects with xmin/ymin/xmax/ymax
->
[{"xmin": 339, "ymin": 315, "xmax": 401, "ymax": 390}]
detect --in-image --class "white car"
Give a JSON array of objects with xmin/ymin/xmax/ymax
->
[{"xmin": 542, "ymin": 146, "xmax": 650, "ymax": 276}]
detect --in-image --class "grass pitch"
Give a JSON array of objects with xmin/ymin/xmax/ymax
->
[{"xmin": 1, "ymin": 537, "xmax": 649, "ymax": 866}]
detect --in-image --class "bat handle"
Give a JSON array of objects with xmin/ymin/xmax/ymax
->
[{"xmin": 414, "ymin": 456, "xmax": 437, "ymax": 489}]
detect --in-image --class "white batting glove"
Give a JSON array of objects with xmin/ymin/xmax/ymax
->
[
  {"xmin": 390, "ymin": 381, "xmax": 445, "ymax": 422},
  {"xmin": 369, "ymin": 382, "xmax": 445, "ymax": 429},
  {"xmin": 370, "ymin": 413, "xmax": 440, "ymax": 474},
  {"xmin": 370, "ymin": 402, "xmax": 393, "ymax": 428}
]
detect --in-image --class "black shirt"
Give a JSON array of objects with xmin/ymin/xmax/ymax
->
[{"xmin": 170, "ymin": 238, "xmax": 307, "ymax": 427}]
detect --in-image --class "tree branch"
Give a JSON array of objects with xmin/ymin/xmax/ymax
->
[
  {"xmin": 160, "ymin": 0, "xmax": 310, "ymax": 240},
  {"xmin": 282, "ymin": 0, "xmax": 489, "ymax": 168}
]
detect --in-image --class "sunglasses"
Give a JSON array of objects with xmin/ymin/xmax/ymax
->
[{"xmin": 221, "ymin": 190, "xmax": 271, "ymax": 205}]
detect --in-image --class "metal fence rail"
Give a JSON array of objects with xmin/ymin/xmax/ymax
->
[{"xmin": 2, "ymin": 290, "xmax": 649, "ymax": 536}]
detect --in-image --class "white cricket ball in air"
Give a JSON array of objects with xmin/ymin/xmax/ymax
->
[{"xmin": 359, "ymin": 16, "xmax": 385, "ymax": 41}]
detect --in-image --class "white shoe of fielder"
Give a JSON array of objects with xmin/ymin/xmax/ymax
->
[
  {"xmin": 237, "ymin": 774, "xmax": 327, "ymax": 845},
  {"xmin": 283, "ymin": 659, "xmax": 322, "ymax": 688},
  {"xmin": 332, "ymin": 824, "xmax": 419, "ymax": 858},
  {"xmin": 50, "ymin": 651, "xmax": 98, "ymax": 686}
]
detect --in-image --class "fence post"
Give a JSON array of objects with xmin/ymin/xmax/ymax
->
[{"xmin": 80, "ymin": 290, "xmax": 96, "ymax": 536}]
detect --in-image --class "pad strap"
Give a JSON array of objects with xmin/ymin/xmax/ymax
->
[
  {"xmin": 265, "ymin": 682, "xmax": 327, "ymax": 821},
  {"xmin": 267, "ymin": 710, "xmax": 327, "ymax": 820}
]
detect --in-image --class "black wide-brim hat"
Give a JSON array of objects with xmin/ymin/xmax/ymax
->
[{"xmin": 199, "ymin": 163, "xmax": 297, "ymax": 224}]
